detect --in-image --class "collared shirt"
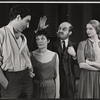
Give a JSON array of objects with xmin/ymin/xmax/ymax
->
[
  {"xmin": 60, "ymin": 38, "xmax": 69, "ymax": 49},
  {"xmin": 7, "ymin": 25, "xmax": 22, "ymax": 49},
  {"xmin": 0, "ymin": 24, "xmax": 32, "ymax": 71}
]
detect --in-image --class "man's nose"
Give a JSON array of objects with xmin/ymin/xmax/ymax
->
[
  {"xmin": 38, "ymin": 39, "xmax": 42, "ymax": 42},
  {"xmin": 58, "ymin": 29, "xmax": 63, "ymax": 34},
  {"xmin": 59, "ymin": 29, "xmax": 63, "ymax": 32}
]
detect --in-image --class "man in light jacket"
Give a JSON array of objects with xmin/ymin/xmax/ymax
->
[{"xmin": 0, "ymin": 5, "xmax": 34, "ymax": 98}]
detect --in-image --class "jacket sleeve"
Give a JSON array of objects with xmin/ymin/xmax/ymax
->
[
  {"xmin": 0, "ymin": 27, "xmax": 8, "ymax": 89},
  {"xmin": 77, "ymin": 41, "xmax": 86, "ymax": 64}
]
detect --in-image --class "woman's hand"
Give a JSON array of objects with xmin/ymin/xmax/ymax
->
[
  {"xmin": 35, "ymin": 16, "xmax": 49, "ymax": 33},
  {"xmin": 29, "ymin": 72, "xmax": 35, "ymax": 78},
  {"xmin": 86, "ymin": 59, "xmax": 100, "ymax": 69},
  {"xmin": 38, "ymin": 16, "xmax": 49, "ymax": 29},
  {"xmin": 29, "ymin": 68, "xmax": 35, "ymax": 78},
  {"xmin": 86, "ymin": 59, "xmax": 93, "ymax": 65}
]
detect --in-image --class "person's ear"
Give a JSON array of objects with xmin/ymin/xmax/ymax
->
[
  {"xmin": 47, "ymin": 39, "xmax": 50, "ymax": 44},
  {"xmin": 16, "ymin": 15, "xmax": 21, "ymax": 21},
  {"xmin": 69, "ymin": 31, "xmax": 72, "ymax": 36}
]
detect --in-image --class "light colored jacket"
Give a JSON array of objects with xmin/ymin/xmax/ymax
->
[{"xmin": 0, "ymin": 25, "xmax": 32, "ymax": 71}]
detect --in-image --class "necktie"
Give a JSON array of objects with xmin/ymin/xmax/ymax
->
[{"xmin": 63, "ymin": 40, "xmax": 66, "ymax": 52}]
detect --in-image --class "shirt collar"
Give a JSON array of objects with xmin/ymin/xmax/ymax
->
[
  {"xmin": 89, "ymin": 38, "xmax": 100, "ymax": 44},
  {"xmin": 60, "ymin": 38, "xmax": 69, "ymax": 48},
  {"xmin": 60, "ymin": 38, "xmax": 69, "ymax": 44},
  {"xmin": 6, "ymin": 24, "xmax": 22, "ymax": 39},
  {"xmin": 6, "ymin": 24, "xmax": 14, "ymax": 36}
]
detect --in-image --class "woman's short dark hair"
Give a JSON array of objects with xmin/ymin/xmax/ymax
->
[
  {"xmin": 9, "ymin": 5, "xmax": 31, "ymax": 20},
  {"xmin": 36, "ymin": 30, "xmax": 50, "ymax": 40}
]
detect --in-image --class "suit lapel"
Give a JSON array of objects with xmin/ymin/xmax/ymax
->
[
  {"xmin": 56, "ymin": 39, "xmax": 63, "ymax": 54},
  {"xmin": 67, "ymin": 40, "xmax": 72, "ymax": 48}
]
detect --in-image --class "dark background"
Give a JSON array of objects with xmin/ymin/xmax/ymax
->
[
  {"xmin": 0, "ymin": 3, "xmax": 99, "ymax": 50},
  {"xmin": 0, "ymin": 3, "xmax": 100, "ymax": 78}
]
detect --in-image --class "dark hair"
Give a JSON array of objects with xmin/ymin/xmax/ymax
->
[
  {"xmin": 88, "ymin": 20, "xmax": 100, "ymax": 35},
  {"xmin": 36, "ymin": 30, "xmax": 50, "ymax": 40},
  {"xmin": 9, "ymin": 5, "xmax": 31, "ymax": 20}
]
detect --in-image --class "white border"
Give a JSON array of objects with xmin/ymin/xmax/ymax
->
[{"xmin": 0, "ymin": 1, "xmax": 100, "ymax": 3}]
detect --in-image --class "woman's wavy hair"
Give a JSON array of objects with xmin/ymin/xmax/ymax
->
[{"xmin": 88, "ymin": 20, "xmax": 100, "ymax": 36}]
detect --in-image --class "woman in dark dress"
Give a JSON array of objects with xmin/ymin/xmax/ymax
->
[
  {"xmin": 77, "ymin": 20, "xmax": 100, "ymax": 98},
  {"xmin": 30, "ymin": 30, "xmax": 60, "ymax": 98}
]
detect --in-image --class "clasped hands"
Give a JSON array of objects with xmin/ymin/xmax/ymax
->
[{"xmin": 86, "ymin": 58, "xmax": 93, "ymax": 65}]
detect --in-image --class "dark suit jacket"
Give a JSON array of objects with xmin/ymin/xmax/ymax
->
[
  {"xmin": 48, "ymin": 38, "xmax": 77, "ymax": 92},
  {"xmin": 49, "ymin": 38, "xmax": 77, "ymax": 75}
]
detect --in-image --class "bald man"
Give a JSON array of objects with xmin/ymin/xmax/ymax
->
[{"xmin": 51, "ymin": 22, "xmax": 77, "ymax": 98}]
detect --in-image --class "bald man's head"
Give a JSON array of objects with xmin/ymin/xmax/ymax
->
[{"xmin": 57, "ymin": 22, "xmax": 73, "ymax": 40}]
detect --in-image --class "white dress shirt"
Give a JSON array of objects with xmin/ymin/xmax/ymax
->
[{"xmin": 60, "ymin": 38, "xmax": 69, "ymax": 49}]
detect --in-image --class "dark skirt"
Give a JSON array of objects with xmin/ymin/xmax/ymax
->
[{"xmin": 77, "ymin": 69, "xmax": 100, "ymax": 98}]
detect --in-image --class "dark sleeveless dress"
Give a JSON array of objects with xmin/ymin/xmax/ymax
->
[{"xmin": 30, "ymin": 53, "xmax": 57, "ymax": 98}]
